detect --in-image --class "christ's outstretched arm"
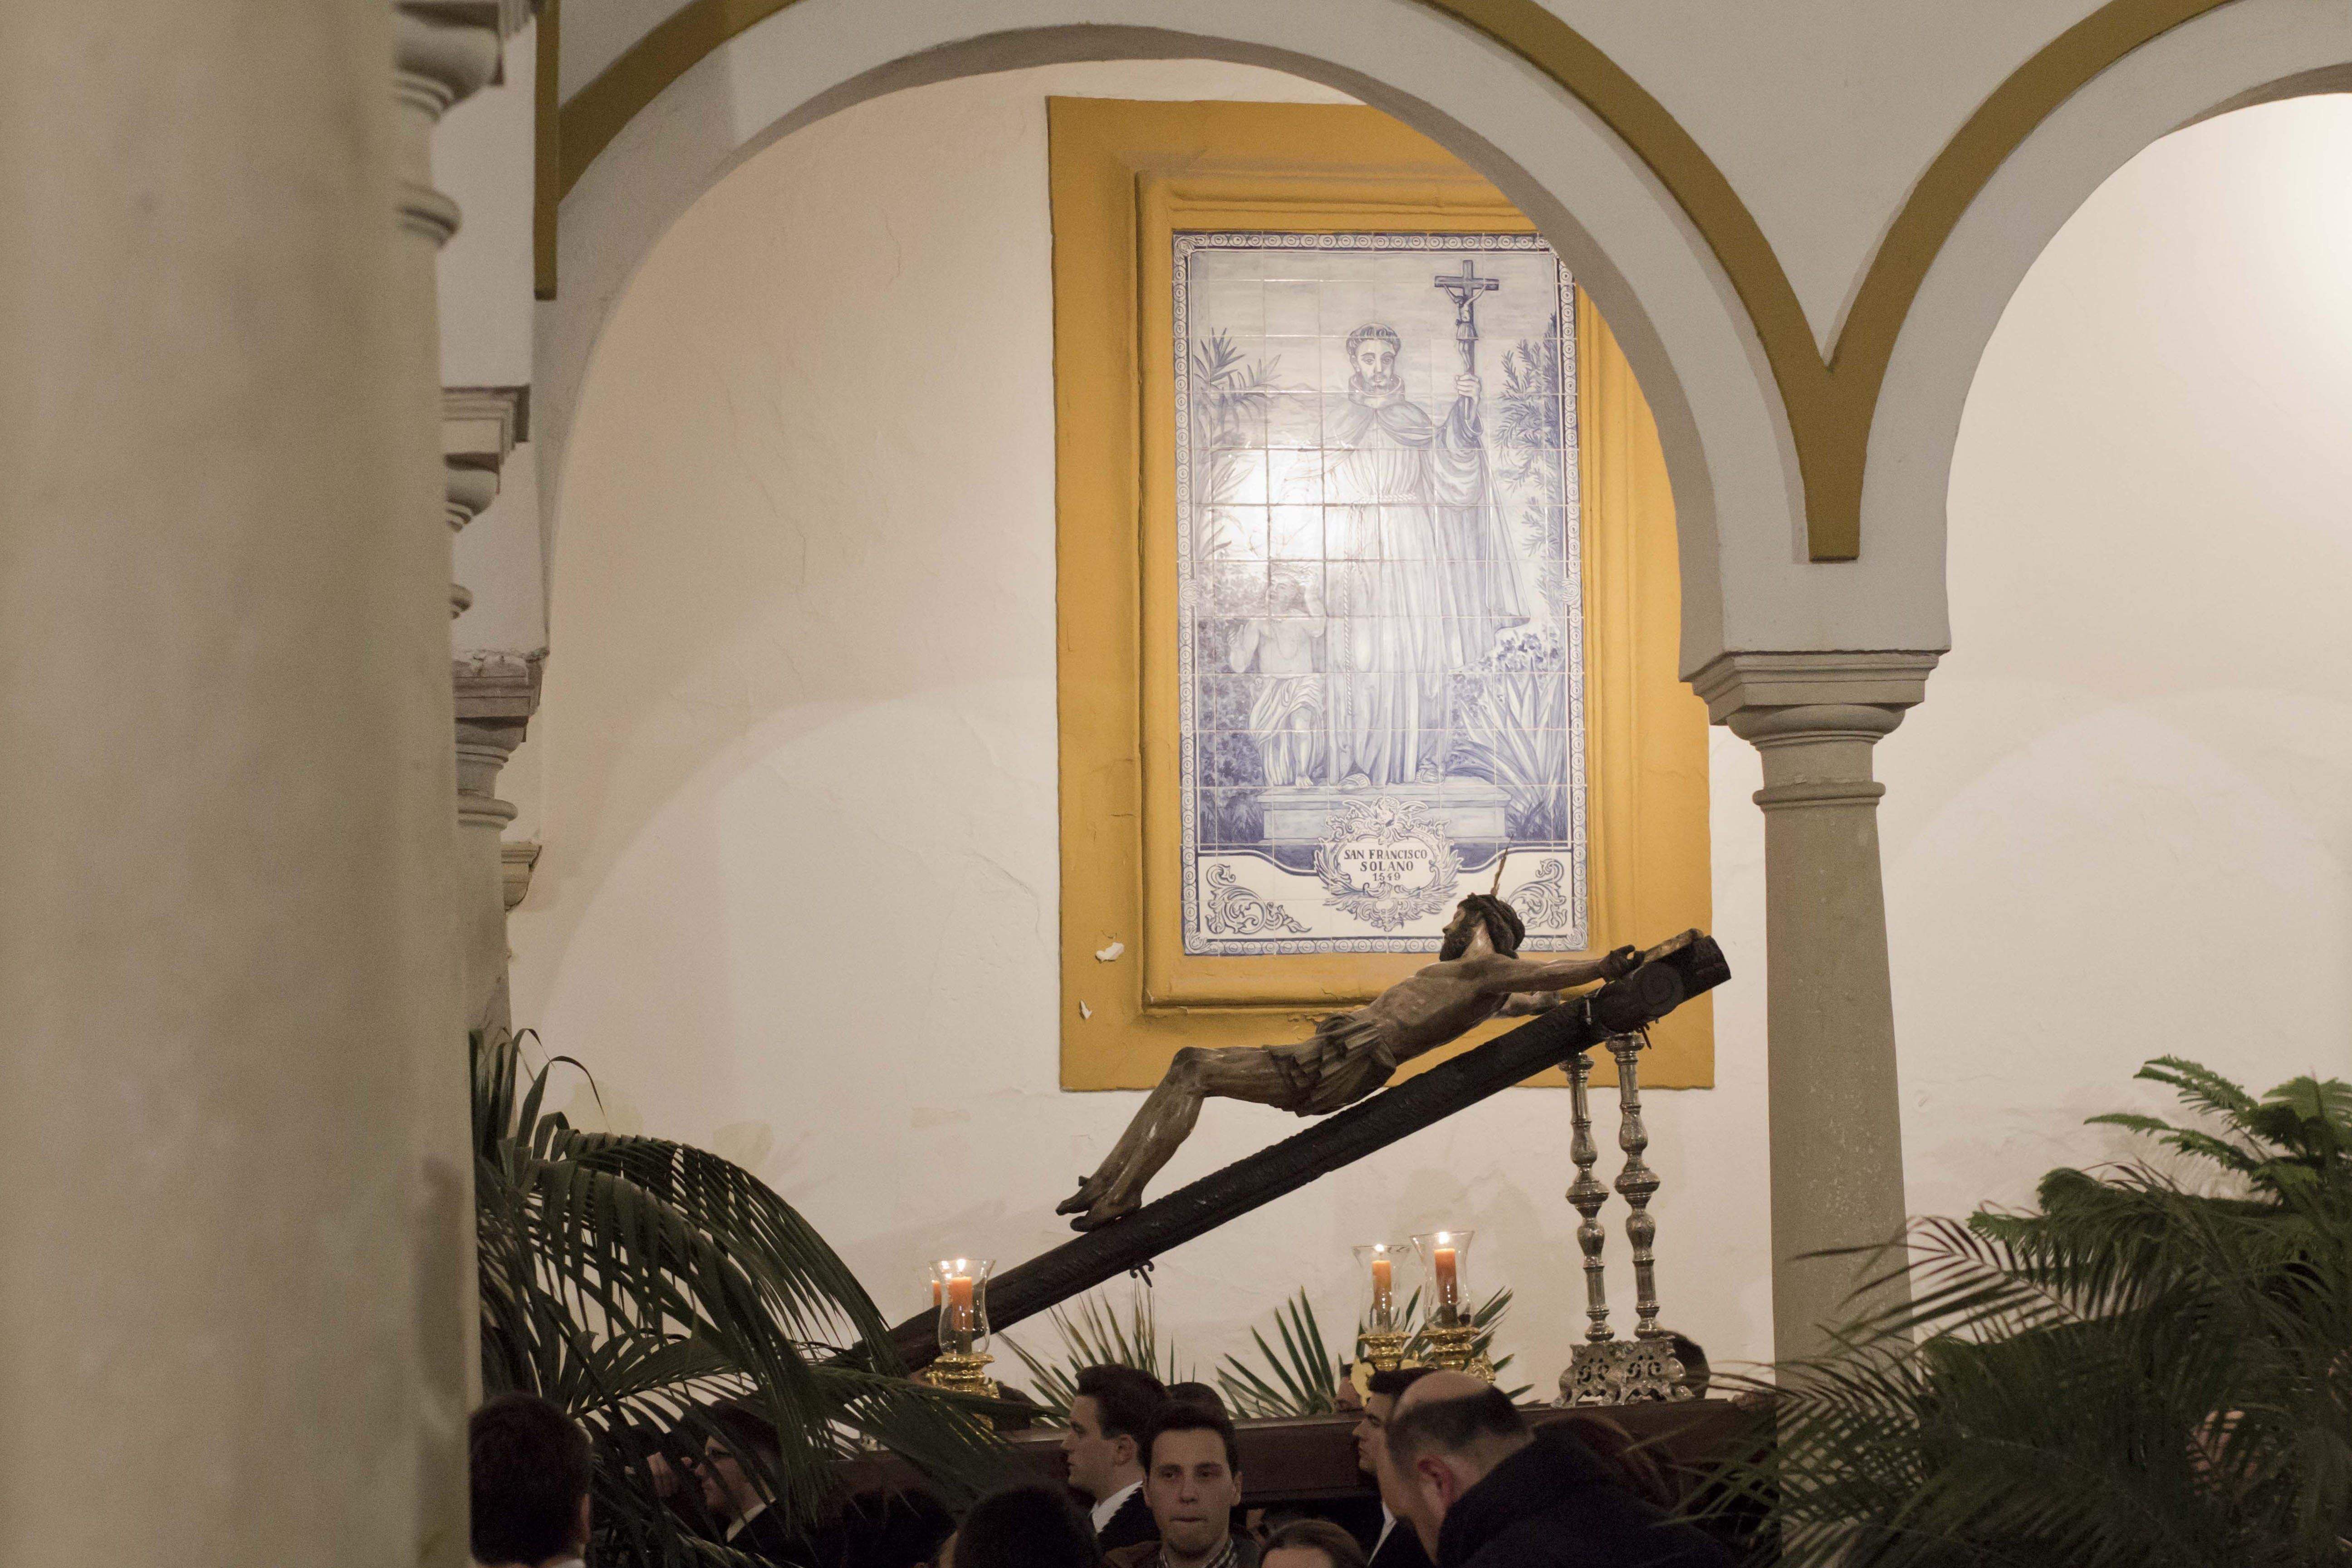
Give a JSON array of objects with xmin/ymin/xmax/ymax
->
[{"xmin": 1475, "ymin": 946, "xmax": 1640, "ymax": 998}]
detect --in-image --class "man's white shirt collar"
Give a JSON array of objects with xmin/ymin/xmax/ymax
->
[
  {"xmin": 1090, "ymin": 1479, "xmax": 1142, "ymax": 1532},
  {"xmin": 725, "ymin": 1499, "xmax": 769, "ymax": 1542},
  {"xmin": 1372, "ymin": 1504, "xmax": 1398, "ymax": 1555}
]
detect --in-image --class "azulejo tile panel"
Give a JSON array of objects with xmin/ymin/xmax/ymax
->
[{"xmin": 1176, "ymin": 233, "xmax": 1588, "ymax": 955}]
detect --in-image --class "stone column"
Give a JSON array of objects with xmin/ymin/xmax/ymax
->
[
  {"xmin": 0, "ymin": 3, "xmax": 433, "ymax": 1562},
  {"xmin": 392, "ymin": 7, "xmax": 511, "ymax": 1564},
  {"xmin": 454, "ymin": 653, "xmax": 543, "ymax": 1039},
  {"xmin": 1690, "ymin": 651, "xmax": 1938, "ymax": 1365},
  {"xmin": 443, "ymin": 387, "xmax": 534, "ymax": 1042}
]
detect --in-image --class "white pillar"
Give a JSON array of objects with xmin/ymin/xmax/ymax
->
[
  {"xmin": 443, "ymin": 387, "xmax": 534, "ymax": 1046},
  {"xmin": 454, "ymin": 653, "xmax": 541, "ymax": 1039},
  {"xmin": 1692, "ymin": 651, "xmax": 1937, "ymax": 1364},
  {"xmin": 392, "ymin": 7, "xmax": 505, "ymax": 1563},
  {"xmin": 0, "ymin": 2, "xmax": 435, "ymax": 1561}
]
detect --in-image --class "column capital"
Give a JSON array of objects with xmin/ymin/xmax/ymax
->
[
  {"xmin": 501, "ymin": 841, "xmax": 541, "ymax": 911},
  {"xmin": 443, "ymin": 385, "xmax": 528, "ymax": 470},
  {"xmin": 394, "ymin": 5, "xmax": 505, "ymax": 120},
  {"xmin": 442, "ymin": 385, "xmax": 527, "ymax": 535},
  {"xmin": 452, "ymin": 650, "xmax": 543, "ymax": 725},
  {"xmin": 1688, "ymin": 649, "xmax": 1940, "ymax": 731}
]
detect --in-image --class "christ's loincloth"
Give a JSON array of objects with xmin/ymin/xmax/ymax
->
[{"xmin": 1267, "ymin": 1012, "xmax": 1401, "ymax": 1116}]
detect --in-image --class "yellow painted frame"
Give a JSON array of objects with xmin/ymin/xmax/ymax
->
[{"xmin": 1049, "ymin": 98, "xmax": 1710, "ymax": 1092}]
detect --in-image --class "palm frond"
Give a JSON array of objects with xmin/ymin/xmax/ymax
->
[
  {"xmin": 1692, "ymin": 1057, "xmax": 2352, "ymax": 1568},
  {"xmin": 1217, "ymin": 1291, "xmax": 1343, "ymax": 1418},
  {"xmin": 474, "ymin": 1032, "xmax": 1017, "ymax": 1565},
  {"xmin": 1000, "ymin": 1285, "xmax": 1188, "ymax": 1417}
]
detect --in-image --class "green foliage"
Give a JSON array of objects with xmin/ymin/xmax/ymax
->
[
  {"xmin": 1702, "ymin": 1058, "xmax": 2352, "ymax": 1568},
  {"xmin": 999, "ymin": 1284, "xmax": 1191, "ymax": 1418},
  {"xmin": 1214, "ymin": 1286, "xmax": 1530, "ymax": 1417},
  {"xmin": 1217, "ymin": 1290, "xmax": 1346, "ymax": 1418},
  {"xmin": 474, "ymin": 1033, "xmax": 1017, "ymax": 1566}
]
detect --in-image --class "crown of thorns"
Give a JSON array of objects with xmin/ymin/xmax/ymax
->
[{"xmin": 1440, "ymin": 892, "xmax": 1524, "ymax": 960}]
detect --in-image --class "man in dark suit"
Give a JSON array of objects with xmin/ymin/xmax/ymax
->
[
  {"xmin": 1063, "ymin": 1363, "xmax": 1169, "ymax": 1553},
  {"xmin": 1352, "ymin": 1369, "xmax": 1434, "ymax": 1568},
  {"xmin": 696, "ymin": 1402, "xmax": 800, "ymax": 1564},
  {"xmin": 1380, "ymin": 1374, "xmax": 1730, "ymax": 1568}
]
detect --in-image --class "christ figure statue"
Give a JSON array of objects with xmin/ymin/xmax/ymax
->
[
  {"xmin": 1321, "ymin": 323, "xmax": 1537, "ymax": 789},
  {"xmin": 1057, "ymin": 894, "xmax": 1640, "ymax": 1230}
]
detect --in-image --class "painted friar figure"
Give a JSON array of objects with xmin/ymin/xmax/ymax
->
[{"xmin": 1058, "ymin": 893, "xmax": 1639, "ymax": 1230}]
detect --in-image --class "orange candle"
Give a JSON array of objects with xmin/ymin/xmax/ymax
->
[
  {"xmin": 1371, "ymin": 1256, "xmax": 1393, "ymax": 1308},
  {"xmin": 931, "ymin": 1279, "xmax": 943, "ymax": 1309},
  {"xmin": 947, "ymin": 1274, "xmax": 975, "ymax": 1336},
  {"xmin": 1433, "ymin": 1246, "xmax": 1459, "ymax": 1313}
]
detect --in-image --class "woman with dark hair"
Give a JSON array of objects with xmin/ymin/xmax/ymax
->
[
  {"xmin": 947, "ymin": 1483, "xmax": 1104, "ymax": 1568},
  {"xmin": 1263, "ymin": 1517, "xmax": 1369, "ymax": 1568}
]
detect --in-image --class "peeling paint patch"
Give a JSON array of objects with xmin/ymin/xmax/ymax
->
[
  {"xmin": 1094, "ymin": 940, "xmax": 1124, "ymax": 962},
  {"xmin": 1079, "ymin": 1002, "xmax": 1093, "ymax": 1019}
]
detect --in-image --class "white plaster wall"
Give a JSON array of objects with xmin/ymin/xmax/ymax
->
[
  {"xmin": 513, "ymin": 62, "xmax": 1779, "ymax": 1384},
  {"xmin": 1886, "ymin": 97, "xmax": 2352, "ymax": 1219}
]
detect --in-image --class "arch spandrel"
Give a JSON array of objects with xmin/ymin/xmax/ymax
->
[{"xmin": 1864, "ymin": 0, "xmax": 2352, "ymax": 597}]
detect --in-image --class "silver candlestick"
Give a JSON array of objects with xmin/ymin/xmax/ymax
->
[
  {"xmin": 1609, "ymin": 1032, "xmax": 1665, "ymax": 1342},
  {"xmin": 1564, "ymin": 1044, "xmax": 1613, "ymax": 1343},
  {"xmin": 1561, "ymin": 1030, "xmax": 1690, "ymax": 1406}
]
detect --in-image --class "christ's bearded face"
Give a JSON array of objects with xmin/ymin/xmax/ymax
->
[{"xmin": 1352, "ymin": 337, "xmax": 1400, "ymax": 393}]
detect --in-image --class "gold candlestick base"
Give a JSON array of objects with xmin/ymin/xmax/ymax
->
[
  {"xmin": 1416, "ymin": 1324, "xmax": 1494, "ymax": 1382},
  {"xmin": 917, "ymin": 1351, "xmax": 999, "ymax": 1400},
  {"xmin": 1349, "ymin": 1332, "xmax": 1415, "ymax": 1401}
]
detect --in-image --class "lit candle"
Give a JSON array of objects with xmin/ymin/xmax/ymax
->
[
  {"xmin": 1433, "ymin": 1245, "xmax": 1459, "ymax": 1314},
  {"xmin": 1371, "ymin": 1256, "xmax": 1393, "ymax": 1312},
  {"xmin": 947, "ymin": 1274, "xmax": 975, "ymax": 1338}
]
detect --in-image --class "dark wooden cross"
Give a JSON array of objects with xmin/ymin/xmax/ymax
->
[
  {"xmin": 862, "ymin": 932, "xmax": 1731, "ymax": 1372},
  {"xmin": 1434, "ymin": 258, "xmax": 1503, "ymax": 374}
]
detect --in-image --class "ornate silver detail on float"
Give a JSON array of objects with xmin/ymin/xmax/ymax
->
[{"xmin": 1561, "ymin": 1027, "xmax": 1690, "ymax": 1406}]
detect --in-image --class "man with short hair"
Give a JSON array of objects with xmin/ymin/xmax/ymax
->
[
  {"xmin": 470, "ymin": 1392, "xmax": 592, "ymax": 1568},
  {"xmin": 697, "ymin": 1401, "xmax": 798, "ymax": 1563},
  {"xmin": 1352, "ymin": 1368, "xmax": 1434, "ymax": 1568},
  {"xmin": 1064, "ymin": 1364, "xmax": 1169, "ymax": 1551},
  {"xmin": 1106, "ymin": 1401, "xmax": 1259, "ymax": 1568},
  {"xmin": 1379, "ymin": 1374, "xmax": 1729, "ymax": 1568}
]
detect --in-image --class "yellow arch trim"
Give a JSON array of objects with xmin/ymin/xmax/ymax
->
[{"xmin": 554, "ymin": 0, "xmax": 2242, "ymax": 559}]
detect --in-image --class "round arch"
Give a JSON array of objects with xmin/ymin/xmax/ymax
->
[
  {"xmin": 1865, "ymin": 0, "xmax": 2352, "ymax": 574},
  {"xmin": 537, "ymin": 0, "xmax": 1895, "ymax": 675}
]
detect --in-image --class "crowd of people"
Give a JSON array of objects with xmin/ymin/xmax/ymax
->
[{"xmin": 468, "ymin": 1363, "xmax": 1735, "ymax": 1568}]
